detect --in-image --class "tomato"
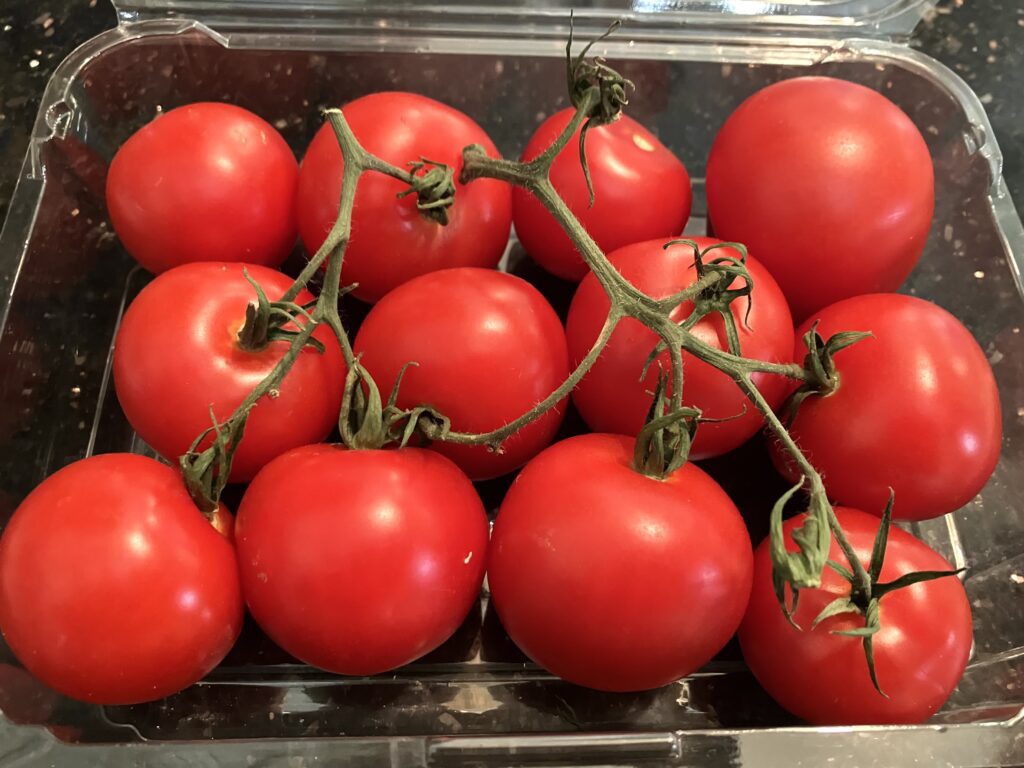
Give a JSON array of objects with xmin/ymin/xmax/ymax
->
[
  {"xmin": 774, "ymin": 293, "xmax": 1001, "ymax": 521},
  {"xmin": 297, "ymin": 92, "xmax": 512, "ymax": 303},
  {"xmin": 353, "ymin": 268, "xmax": 569, "ymax": 480},
  {"xmin": 0, "ymin": 454, "xmax": 242, "ymax": 704},
  {"xmin": 113, "ymin": 262, "xmax": 345, "ymax": 482},
  {"xmin": 566, "ymin": 238, "xmax": 794, "ymax": 458},
  {"xmin": 740, "ymin": 507, "xmax": 972, "ymax": 725},
  {"xmin": 235, "ymin": 443, "xmax": 488, "ymax": 675},
  {"xmin": 107, "ymin": 103, "xmax": 299, "ymax": 274},
  {"xmin": 513, "ymin": 108, "xmax": 692, "ymax": 282},
  {"xmin": 706, "ymin": 77, "xmax": 934, "ymax": 321},
  {"xmin": 488, "ymin": 433, "xmax": 753, "ymax": 692}
]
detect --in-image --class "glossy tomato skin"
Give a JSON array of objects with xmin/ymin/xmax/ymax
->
[
  {"xmin": 235, "ymin": 444, "xmax": 489, "ymax": 675},
  {"xmin": 488, "ymin": 433, "xmax": 753, "ymax": 692},
  {"xmin": 0, "ymin": 454, "xmax": 243, "ymax": 704},
  {"xmin": 774, "ymin": 293, "xmax": 1001, "ymax": 521},
  {"xmin": 566, "ymin": 238, "xmax": 794, "ymax": 458},
  {"xmin": 513, "ymin": 108, "xmax": 692, "ymax": 282},
  {"xmin": 740, "ymin": 507, "xmax": 972, "ymax": 725},
  {"xmin": 107, "ymin": 103, "xmax": 299, "ymax": 273},
  {"xmin": 113, "ymin": 262, "xmax": 345, "ymax": 482},
  {"xmin": 706, "ymin": 77, "xmax": 934, "ymax": 321},
  {"xmin": 353, "ymin": 268, "xmax": 570, "ymax": 480},
  {"xmin": 297, "ymin": 92, "xmax": 512, "ymax": 303}
]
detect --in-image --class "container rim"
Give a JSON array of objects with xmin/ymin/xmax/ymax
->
[
  {"xmin": 110, "ymin": 0, "xmax": 938, "ymax": 40},
  {"xmin": 0, "ymin": 700, "xmax": 1020, "ymax": 765}
]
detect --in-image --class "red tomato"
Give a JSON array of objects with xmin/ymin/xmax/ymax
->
[
  {"xmin": 566, "ymin": 238, "xmax": 794, "ymax": 458},
  {"xmin": 113, "ymin": 262, "xmax": 345, "ymax": 482},
  {"xmin": 488, "ymin": 433, "xmax": 753, "ymax": 691},
  {"xmin": 235, "ymin": 444, "xmax": 488, "ymax": 675},
  {"xmin": 0, "ymin": 454, "xmax": 242, "ymax": 704},
  {"xmin": 353, "ymin": 268, "xmax": 569, "ymax": 480},
  {"xmin": 740, "ymin": 507, "xmax": 972, "ymax": 725},
  {"xmin": 297, "ymin": 92, "xmax": 512, "ymax": 303},
  {"xmin": 774, "ymin": 293, "xmax": 1001, "ymax": 521},
  {"xmin": 107, "ymin": 103, "xmax": 299, "ymax": 273},
  {"xmin": 706, "ymin": 77, "xmax": 934, "ymax": 321},
  {"xmin": 514, "ymin": 108, "xmax": 692, "ymax": 281}
]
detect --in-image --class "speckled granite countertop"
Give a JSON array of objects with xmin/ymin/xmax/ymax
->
[{"xmin": 0, "ymin": 0, "xmax": 1021, "ymax": 224}]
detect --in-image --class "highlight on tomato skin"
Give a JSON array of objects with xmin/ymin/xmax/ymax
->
[
  {"xmin": 513, "ymin": 107, "xmax": 692, "ymax": 282},
  {"xmin": 739, "ymin": 507, "xmax": 972, "ymax": 726},
  {"xmin": 487, "ymin": 433, "xmax": 754, "ymax": 693},
  {"xmin": 566, "ymin": 237, "xmax": 795, "ymax": 459},
  {"xmin": 706, "ymin": 76, "xmax": 934, "ymax": 323},
  {"xmin": 234, "ymin": 443, "xmax": 490, "ymax": 676},
  {"xmin": 112, "ymin": 262, "xmax": 347, "ymax": 484},
  {"xmin": 106, "ymin": 102, "xmax": 300, "ymax": 274},
  {"xmin": 353, "ymin": 267, "xmax": 571, "ymax": 481},
  {"xmin": 0, "ymin": 454, "xmax": 244, "ymax": 705},
  {"xmin": 771, "ymin": 293, "xmax": 1002, "ymax": 522},
  {"xmin": 296, "ymin": 91, "xmax": 513, "ymax": 304}
]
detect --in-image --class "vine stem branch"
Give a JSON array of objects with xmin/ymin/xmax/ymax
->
[
  {"xmin": 439, "ymin": 309, "xmax": 623, "ymax": 447},
  {"xmin": 460, "ymin": 82, "xmax": 850, "ymax": 596},
  {"xmin": 184, "ymin": 67, "xmax": 854, "ymax": 603},
  {"xmin": 727, "ymin": 370, "xmax": 873, "ymax": 595},
  {"xmin": 180, "ymin": 107, "xmax": 428, "ymax": 511}
]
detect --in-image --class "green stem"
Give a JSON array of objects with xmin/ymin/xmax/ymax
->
[
  {"xmin": 665, "ymin": 324, "xmax": 685, "ymax": 414},
  {"xmin": 680, "ymin": 333, "xmax": 811, "ymax": 382},
  {"xmin": 180, "ymin": 107, "xmax": 414, "ymax": 511},
  {"xmin": 726, "ymin": 368, "xmax": 873, "ymax": 596},
  {"xmin": 655, "ymin": 270, "xmax": 724, "ymax": 312},
  {"xmin": 457, "ymin": 83, "xmax": 842, "ymax": 596},
  {"xmin": 439, "ymin": 309, "xmax": 623, "ymax": 447}
]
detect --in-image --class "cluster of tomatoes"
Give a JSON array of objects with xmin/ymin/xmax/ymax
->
[{"xmin": 0, "ymin": 74, "xmax": 1001, "ymax": 727}]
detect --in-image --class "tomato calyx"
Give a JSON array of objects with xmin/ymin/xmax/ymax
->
[
  {"xmin": 769, "ymin": 479, "xmax": 834, "ymax": 623},
  {"xmin": 783, "ymin": 492, "xmax": 964, "ymax": 695},
  {"xmin": 564, "ymin": 15, "xmax": 635, "ymax": 206},
  {"xmin": 181, "ymin": 407, "xmax": 250, "ymax": 517},
  {"xmin": 781, "ymin": 322, "xmax": 872, "ymax": 424},
  {"xmin": 632, "ymin": 372, "xmax": 702, "ymax": 479},
  {"xmin": 338, "ymin": 359, "xmax": 451, "ymax": 452},
  {"xmin": 639, "ymin": 239, "xmax": 759, "ymax": 381},
  {"xmin": 235, "ymin": 269, "xmax": 326, "ymax": 354},
  {"xmin": 567, "ymin": 17, "xmax": 632, "ymax": 129},
  {"xmin": 395, "ymin": 157, "xmax": 456, "ymax": 226}
]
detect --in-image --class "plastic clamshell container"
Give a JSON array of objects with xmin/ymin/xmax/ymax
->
[{"xmin": 0, "ymin": 1, "xmax": 1022, "ymax": 765}]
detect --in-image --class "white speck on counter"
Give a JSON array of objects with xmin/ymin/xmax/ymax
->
[{"xmin": 974, "ymin": 270, "xmax": 986, "ymax": 278}]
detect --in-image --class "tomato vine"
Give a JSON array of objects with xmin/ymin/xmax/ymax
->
[{"xmin": 177, "ymin": 19, "xmax": 960, "ymax": 692}]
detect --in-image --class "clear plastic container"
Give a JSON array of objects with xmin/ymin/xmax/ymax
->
[{"xmin": 0, "ymin": 1, "xmax": 1022, "ymax": 765}]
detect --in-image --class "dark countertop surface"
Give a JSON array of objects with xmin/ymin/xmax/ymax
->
[{"xmin": 0, "ymin": 0, "xmax": 1022, "ymax": 226}]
